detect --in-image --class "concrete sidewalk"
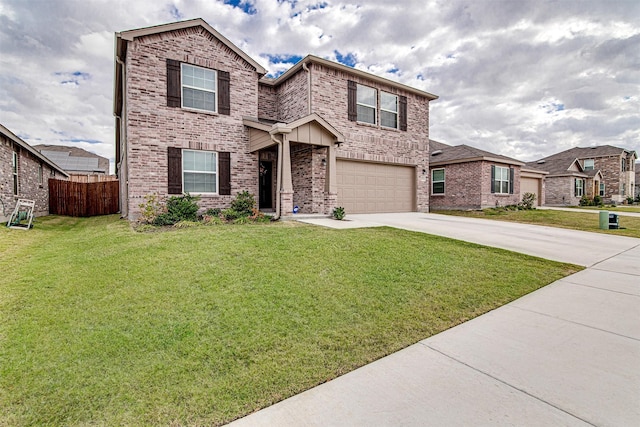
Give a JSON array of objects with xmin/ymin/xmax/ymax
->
[
  {"xmin": 539, "ymin": 206, "xmax": 640, "ymax": 217},
  {"xmin": 229, "ymin": 213, "xmax": 640, "ymax": 426}
]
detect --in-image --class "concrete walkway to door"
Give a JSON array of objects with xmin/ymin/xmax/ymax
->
[{"xmin": 228, "ymin": 213, "xmax": 640, "ymax": 426}]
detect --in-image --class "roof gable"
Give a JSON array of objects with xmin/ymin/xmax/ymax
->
[
  {"xmin": 0, "ymin": 124, "xmax": 69, "ymax": 177},
  {"xmin": 116, "ymin": 18, "xmax": 267, "ymax": 75},
  {"xmin": 429, "ymin": 140, "xmax": 524, "ymax": 166}
]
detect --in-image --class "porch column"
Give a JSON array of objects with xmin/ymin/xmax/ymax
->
[
  {"xmin": 324, "ymin": 142, "xmax": 338, "ymax": 214},
  {"xmin": 280, "ymin": 134, "xmax": 294, "ymax": 216}
]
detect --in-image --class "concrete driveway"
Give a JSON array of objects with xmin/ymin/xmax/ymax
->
[{"xmin": 229, "ymin": 213, "xmax": 640, "ymax": 426}]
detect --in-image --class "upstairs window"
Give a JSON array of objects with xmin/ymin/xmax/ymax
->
[
  {"xmin": 432, "ymin": 169, "xmax": 445, "ymax": 194},
  {"xmin": 584, "ymin": 159, "xmax": 594, "ymax": 170},
  {"xmin": 622, "ymin": 158, "xmax": 627, "ymax": 172},
  {"xmin": 380, "ymin": 92, "xmax": 398, "ymax": 129},
  {"xmin": 166, "ymin": 59, "xmax": 230, "ymax": 115},
  {"xmin": 356, "ymin": 84, "xmax": 377, "ymax": 125},
  {"xmin": 181, "ymin": 63, "xmax": 217, "ymax": 112}
]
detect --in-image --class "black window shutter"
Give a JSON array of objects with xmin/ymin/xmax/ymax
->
[
  {"xmin": 218, "ymin": 70, "xmax": 230, "ymax": 115},
  {"xmin": 574, "ymin": 178, "xmax": 578, "ymax": 196},
  {"xmin": 399, "ymin": 95, "xmax": 407, "ymax": 131},
  {"xmin": 167, "ymin": 147, "xmax": 182, "ymax": 194},
  {"xmin": 490, "ymin": 165, "xmax": 496, "ymax": 194},
  {"xmin": 347, "ymin": 80, "xmax": 357, "ymax": 121},
  {"xmin": 219, "ymin": 152, "xmax": 231, "ymax": 195},
  {"xmin": 509, "ymin": 168, "xmax": 514, "ymax": 194},
  {"xmin": 167, "ymin": 59, "xmax": 181, "ymax": 108}
]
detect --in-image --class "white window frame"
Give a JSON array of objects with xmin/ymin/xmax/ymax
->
[
  {"xmin": 182, "ymin": 149, "xmax": 218, "ymax": 194},
  {"xmin": 599, "ymin": 182, "xmax": 605, "ymax": 197},
  {"xmin": 575, "ymin": 178, "xmax": 584, "ymax": 197},
  {"xmin": 12, "ymin": 151, "xmax": 18, "ymax": 196},
  {"xmin": 432, "ymin": 168, "xmax": 445, "ymax": 194},
  {"xmin": 181, "ymin": 63, "xmax": 217, "ymax": 113},
  {"xmin": 356, "ymin": 84, "xmax": 377, "ymax": 125},
  {"xmin": 494, "ymin": 166, "xmax": 510, "ymax": 194},
  {"xmin": 380, "ymin": 91, "xmax": 398, "ymax": 129},
  {"xmin": 584, "ymin": 159, "xmax": 594, "ymax": 170}
]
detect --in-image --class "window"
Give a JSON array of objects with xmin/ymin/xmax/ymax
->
[
  {"xmin": 432, "ymin": 169, "xmax": 445, "ymax": 194},
  {"xmin": 492, "ymin": 166, "xmax": 512, "ymax": 194},
  {"xmin": 181, "ymin": 63, "xmax": 217, "ymax": 112},
  {"xmin": 380, "ymin": 92, "xmax": 398, "ymax": 129},
  {"xmin": 599, "ymin": 182, "xmax": 605, "ymax": 197},
  {"xmin": 356, "ymin": 84, "xmax": 376, "ymax": 124},
  {"xmin": 12, "ymin": 151, "xmax": 18, "ymax": 195},
  {"xmin": 622, "ymin": 158, "xmax": 627, "ymax": 172},
  {"xmin": 575, "ymin": 178, "xmax": 584, "ymax": 197},
  {"xmin": 38, "ymin": 164, "xmax": 43, "ymax": 186},
  {"xmin": 584, "ymin": 159, "xmax": 594, "ymax": 170},
  {"xmin": 182, "ymin": 149, "xmax": 217, "ymax": 193},
  {"xmin": 621, "ymin": 183, "xmax": 626, "ymax": 196}
]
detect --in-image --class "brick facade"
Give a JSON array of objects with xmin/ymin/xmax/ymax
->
[
  {"xmin": 430, "ymin": 161, "xmax": 521, "ymax": 210},
  {"xmin": 1, "ymin": 133, "xmax": 61, "ymax": 220},
  {"xmin": 545, "ymin": 176, "xmax": 582, "ymax": 206},
  {"xmin": 122, "ymin": 27, "xmax": 262, "ymax": 219},
  {"xmin": 117, "ymin": 20, "xmax": 435, "ymax": 219}
]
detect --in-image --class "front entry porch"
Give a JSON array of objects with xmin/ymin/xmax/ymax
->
[{"xmin": 245, "ymin": 114, "xmax": 344, "ymax": 218}]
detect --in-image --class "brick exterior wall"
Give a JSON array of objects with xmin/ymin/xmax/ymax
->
[
  {"xmin": 580, "ymin": 153, "xmax": 637, "ymax": 202},
  {"xmin": 307, "ymin": 63, "xmax": 431, "ymax": 212},
  {"xmin": 429, "ymin": 161, "xmax": 521, "ymax": 210},
  {"xmin": 274, "ymin": 70, "xmax": 309, "ymax": 122},
  {"xmin": 123, "ymin": 27, "xmax": 262, "ymax": 219},
  {"xmin": 257, "ymin": 83, "xmax": 278, "ymax": 121},
  {"xmin": 545, "ymin": 176, "xmax": 581, "ymax": 206},
  {"xmin": 1, "ymin": 134, "xmax": 59, "ymax": 220}
]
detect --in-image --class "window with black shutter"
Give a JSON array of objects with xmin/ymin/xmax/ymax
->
[
  {"xmin": 166, "ymin": 59, "xmax": 230, "ymax": 115},
  {"xmin": 167, "ymin": 147, "xmax": 182, "ymax": 194}
]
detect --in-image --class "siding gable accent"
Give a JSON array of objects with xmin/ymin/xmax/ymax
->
[
  {"xmin": 347, "ymin": 80, "xmax": 357, "ymax": 122},
  {"xmin": 167, "ymin": 147, "xmax": 182, "ymax": 194},
  {"xmin": 399, "ymin": 95, "xmax": 407, "ymax": 131},
  {"xmin": 218, "ymin": 70, "xmax": 231, "ymax": 115},
  {"xmin": 219, "ymin": 151, "xmax": 231, "ymax": 195},
  {"xmin": 166, "ymin": 59, "xmax": 181, "ymax": 108}
]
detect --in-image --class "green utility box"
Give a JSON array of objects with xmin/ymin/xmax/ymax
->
[{"xmin": 599, "ymin": 211, "xmax": 609, "ymax": 230}]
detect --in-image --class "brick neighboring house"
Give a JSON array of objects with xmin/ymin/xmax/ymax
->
[
  {"xmin": 114, "ymin": 19, "xmax": 437, "ymax": 220},
  {"xmin": 1, "ymin": 124, "xmax": 69, "ymax": 222},
  {"xmin": 635, "ymin": 165, "xmax": 640, "ymax": 199},
  {"xmin": 529, "ymin": 145, "xmax": 636, "ymax": 205},
  {"xmin": 428, "ymin": 140, "xmax": 545, "ymax": 210},
  {"xmin": 33, "ymin": 145, "xmax": 110, "ymax": 180}
]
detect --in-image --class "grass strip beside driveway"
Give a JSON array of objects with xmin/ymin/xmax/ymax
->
[
  {"xmin": 437, "ymin": 208, "xmax": 640, "ymax": 239},
  {"xmin": 0, "ymin": 215, "xmax": 581, "ymax": 426}
]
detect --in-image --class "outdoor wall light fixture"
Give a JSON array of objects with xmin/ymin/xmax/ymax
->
[{"xmin": 322, "ymin": 158, "xmax": 327, "ymax": 166}]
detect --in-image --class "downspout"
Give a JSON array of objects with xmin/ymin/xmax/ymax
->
[
  {"xmin": 302, "ymin": 62, "xmax": 311, "ymax": 114},
  {"xmin": 115, "ymin": 54, "xmax": 127, "ymax": 216},
  {"xmin": 270, "ymin": 133, "xmax": 283, "ymax": 220}
]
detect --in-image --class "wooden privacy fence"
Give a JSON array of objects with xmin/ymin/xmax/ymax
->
[{"xmin": 49, "ymin": 178, "xmax": 119, "ymax": 217}]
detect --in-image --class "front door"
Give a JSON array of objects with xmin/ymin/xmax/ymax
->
[{"xmin": 259, "ymin": 161, "xmax": 273, "ymax": 209}]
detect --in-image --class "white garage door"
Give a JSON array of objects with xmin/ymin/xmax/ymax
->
[
  {"xmin": 337, "ymin": 160, "xmax": 415, "ymax": 213},
  {"xmin": 521, "ymin": 177, "xmax": 541, "ymax": 206}
]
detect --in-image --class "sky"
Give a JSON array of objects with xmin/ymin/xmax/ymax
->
[{"xmin": 1, "ymin": 0, "xmax": 639, "ymax": 174}]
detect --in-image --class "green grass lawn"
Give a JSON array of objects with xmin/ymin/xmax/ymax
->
[
  {"xmin": 1, "ymin": 215, "xmax": 581, "ymax": 426},
  {"xmin": 437, "ymin": 208, "xmax": 640, "ymax": 238},
  {"xmin": 568, "ymin": 205, "xmax": 640, "ymax": 213}
]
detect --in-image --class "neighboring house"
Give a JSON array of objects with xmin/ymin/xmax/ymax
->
[
  {"xmin": 428, "ymin": 140, "xmax": 544, "ymax": 210},
  {"xmin": 635, "ymin": 165, "xmax": 640, "ymax": 199},
  {"xmin": 0, "ymin": 124, "xmax": 69, "ymax": 222},
  {"xmin": 33, "ymin": 145, "xmax": 109, "ymax": 180},
  {"xmin": 530, "ymin": 145, "xmax": 636, "ymax": 205},
  {"xmin": 114, "ymin": 19, "xmax": 437, "ymax": 220}
]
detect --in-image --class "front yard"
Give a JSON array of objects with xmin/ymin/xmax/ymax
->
[{"xmin": 1, "ymin": 215, "xmax": 580, "ymax": 426}]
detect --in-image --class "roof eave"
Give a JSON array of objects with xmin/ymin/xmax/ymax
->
[{"xmin": 0, "ymin": 125, "xmax": 69, "ymax": 177}]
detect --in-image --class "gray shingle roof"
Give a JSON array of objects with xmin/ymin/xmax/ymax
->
[
  {"xmin": 527, "ymin": 145, "xmax": 637, "ymax": 177},
  {"xmin": 33, "ymin": 144, "xmax": 108, "ymax": 174},
  {"xmin": 429, "ymin": 140, "xmax": 524, "ymax": 166}
]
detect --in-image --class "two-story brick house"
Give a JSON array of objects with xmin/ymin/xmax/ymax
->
[
  {"xmin": 529, "ymin": 145, "xmax": 636, "ymax": 205},
  {"xmin": 114, "ymin": 19, "xmax": 437, "ymax": 220},
  {"xmin": 1, "ymin": 124, "xmax": 68, "ymax": 222}
]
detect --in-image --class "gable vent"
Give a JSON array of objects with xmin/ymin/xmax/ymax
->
[
  {"xmin": 432, "ymin": 150, "xmax": 442, "ymax": 156},
  {"xmin": 537, "ymin": 160, "xmax": 546, "ymax": 164}
]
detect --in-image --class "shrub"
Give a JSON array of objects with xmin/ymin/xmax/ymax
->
[
  {"xmin": 626, "ymin": 196, "xmax": 634, "ymax": 205},
  {"xmin": 230, "ymin": 191, "xmax": 256, "ymax": 217},
  {"xmin": 332, "ymin": 206, "xmax": 346, "ymax": 220},
  {"xmin": 520, "ymin": 192, "xmax": 536, "ymax": 210},
  {"xmin": 166, "ymin": 193, "xmax": 200, "ymax": 222},
  {"xmin": 153, "ymin": 213, "xmax": 177, "ymax": 226},
  {"xmin": 579, "ymin": 195, "xmax": 592, "ymax": 206},
  {"xmin": 138, "ymin": 194, "xmax": 165, "ymax": 224},
  {"xmin": 221, "ymin": 208, "xmax": 241, "ymax": 221},
  {"xmin": 205, "ymin": 208, "xmax": 221, "ymax": 217},
  {"xmin": 593, "ymin": 195, "xmax": 603, "ymax": 206}
]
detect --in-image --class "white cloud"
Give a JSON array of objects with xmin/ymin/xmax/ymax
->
[{"xmin": 0, "ymin": 0, "xmax": 639, "ymax": 174}]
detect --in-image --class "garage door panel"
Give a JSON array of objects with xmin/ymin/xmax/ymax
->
[
  {"xmin": 520, "ymin": 177, "xmax": 540, "ymax": 206},
  {"xmin": 337, "ymin": 160, "xmax": 415, "ymax": 214}
]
